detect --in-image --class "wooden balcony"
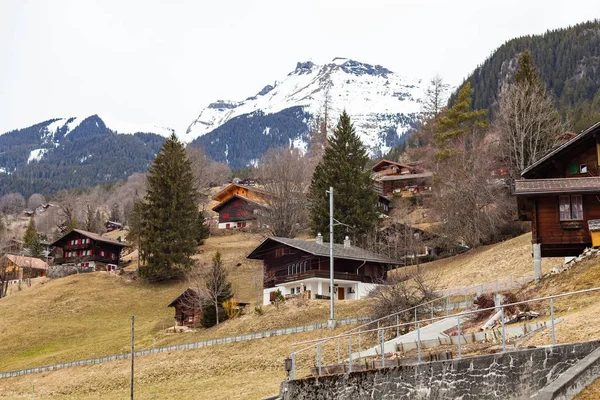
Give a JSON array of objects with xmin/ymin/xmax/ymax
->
[
  {"xmin": 269, "ymin": 270, "xmax": 377, "ymax": 286},
  {"xmin": 64, "ymin": 243, "xmax": 91, "ymax": 250},
  {"xmin": 53, "ymin": 255, "xmax": 119, "ymax": 265}
]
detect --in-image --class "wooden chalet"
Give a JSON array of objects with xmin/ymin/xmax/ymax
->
[
  {"xmin": 515, "ymin": 121, "xmax": 600, "ymax": 277},
  {"xmin": 105, "ymin": 220, "xmax": 123, "ymax": 232},
  {"xmin": 247, "ymin": 235, "xmax": 400, "ymax": 305},
  {"xmin": 371, "ymin": 159, "xmax": 433, "ymax": 199},
  {"xmin": 168, "ymin": 288, "xmax": 249, "ymax": 327},
  {"xmin": 0, "ymin": 254, "xmax": 48, "ymax": 282},
  {"xmin": 168, "ymin": 288, "xmax": 203, "ymax": 327},
  {"xmin": 211, "ymin": 184, "xmax": 270, "ymax": 229},
  {"xmin": 50, "ymin": 229, "xmax": 127, "ymax": 272}
]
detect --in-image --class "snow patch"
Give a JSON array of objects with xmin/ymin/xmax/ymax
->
[
  {"xmin": 27, "ymin": 148, "xmax": 49, "ymax": 164},
  {"xmin": 263, "ymin": 127, "xmax": 271, "ymax": 136},
  {"xmin": 289, "ymin": 137, "xmax": 308, "ymax": 155},
  {"xmin": 0, "ymin": 167, "xmax": 10, "ymax": 175},
  {"xmin": 101, "ymin": 116, "xmax": 173, "ymax": 139}
]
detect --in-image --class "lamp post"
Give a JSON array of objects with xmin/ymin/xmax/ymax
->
[{"xmin": 326, "ymin": 187, "xmax": 335, "ymax": 329}]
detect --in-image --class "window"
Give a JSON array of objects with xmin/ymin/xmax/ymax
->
[
  {"xmin": 188, "ymin": 316, "xmax": 193, "ymax": 322},
  {"xmin": 100, "ymin": 251, "xmax": 105, "ymax": 257},
  {"xmin": 581, "ymin": 164, "xmax": 588, "ymax": 174},
  {"xmin": 222, "ymin": 212, "xmax": 230, "ymax": 219},
  {"xmin": 559, "ymin": 195, "xmax": 583, "ymax": 221},
  {"xmin": 291, "ymin": 288, "xmax": 295, "ymax": 294}
]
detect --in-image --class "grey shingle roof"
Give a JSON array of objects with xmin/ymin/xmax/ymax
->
[
  {"xmin": 247, "ymin": 237, "xmax": 400, "ymax": 264},
  {"xmin": 514, "ymin": 177, "xmax": 600, "ymax": 195}
]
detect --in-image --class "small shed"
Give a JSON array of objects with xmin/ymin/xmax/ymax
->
[{"xmin": 168, "ymin": 288, "xmax": 203, "ymax": 327}]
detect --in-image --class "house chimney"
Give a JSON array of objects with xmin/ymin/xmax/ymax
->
[
  {"xmin": 316, "ymin": 233, "xmax": 323, "ymax": 245},
  {"xmin": 344, "ymin": 236, "xmax": 351, "ymax": 248}
]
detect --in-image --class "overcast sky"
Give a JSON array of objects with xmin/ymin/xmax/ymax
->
[{"xmin": 1, "ymin": 0, "xmax": 598, "ymax": 134}]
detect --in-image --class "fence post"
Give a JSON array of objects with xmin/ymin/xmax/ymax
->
[
  {"xmin": 396, "ymin": 314, "xmax": 399, "ymax": 337},
  {"xmin": 291, "ymin": 345, "xmax": 296, "ymax": 380},
  {"xmin": 348, "ymin": 336, "xmax": 352, "ymax": 373},
  {"xmin": 381, "ymin": 328, "xmax": 385, "ymax": 367},
  {"xmin": 550, "ymin": 298, "xmax": 556, "ymax": 346},
  {"xmin": 501, "ymin": 306, "xmax": 506, "ymax": 353},
  {"xmin": 457, "ymin": 315, "xmax": 462, "ymax": 358},
  {"xmin": 337, "ymin": 337, "xmax": 340, "ymax": 364},
  {"xmin": 358, "ymin": 328, "xmax": 361, "ymax": 357},
  {"xmin": 317, "ymin": 342, "xmax": 322, "ymax": 376},
  {"xmin": 417, "ymin": 322, "xmax": 421, "ymax": 363},
  {"xmin": 414, "ymin": 308, "xmax": 417, "ymax": 329}
]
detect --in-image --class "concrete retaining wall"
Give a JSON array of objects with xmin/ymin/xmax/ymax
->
[{"xmin": 281, "ymin": 341, "xmax": 600, "ymax": 400}]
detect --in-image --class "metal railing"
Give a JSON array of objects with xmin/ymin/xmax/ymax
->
[
  {"xmin": 287, "ymin": 286, "xmax": 600, "ymax": 379},
  {"xmin": 442, "ymin": 273, "xmax": 534, "ymax": 296}
]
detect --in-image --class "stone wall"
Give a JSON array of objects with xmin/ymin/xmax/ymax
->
[{"xmin": 281, "ymin": 341, "xmax": 600, "ymax": 400}]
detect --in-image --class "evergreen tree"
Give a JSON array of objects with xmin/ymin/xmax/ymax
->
[
  {"xmin": 23, "ymin": 218, "xmax": 37, "ymax": 248},
  {"xmin": 514, "ymin": 50, "xmax": 542, "ymax": 87},
  {"xmin": 435, "ymin": 82, "xmax": 489, "ymax": 160},
  {"xmin": 308, "ymin": 111, "xmax": 379, "ymax": 243},
  {"xmin": 138, "ymin": 133, "xmax": 208, "ymax": 281},
  {"xmin": 29, "ymin": 235, "xmax": 44, "ymax": 259}
]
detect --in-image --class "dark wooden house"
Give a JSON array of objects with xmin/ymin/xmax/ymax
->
[
  {"xmin": 50, "ymin": 229, "xmax": 128, "ymax": 271},
  {"xmin": 212, "ymin": 195, "xmax": 266, "ymax": 229},
  {"xmin": 515, "ymin": 121, "xmax": 600, "ymax": 278},
  {"xmin": 168, "ymin": 288, "xmax": 203, "ymax": 327},
  {"xmin": 371, "ymin": 159, "xmax": 433, "ymax": 198},
  {"xmin": 247, "ymin": 235, "xmax": 400, "ymax": 305},
  {"xmin": 0, "ymin": 254, "xmax": 48, "ymax": 282}
]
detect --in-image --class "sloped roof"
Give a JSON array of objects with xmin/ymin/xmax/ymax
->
[
  {"xmin": 211, "ymin": 194, "xmax": 268, "ymax": 212},
  {"xmin": 50, "ymin": 229, "xmax": 128, "ymax": 248},
  {"xmin": 377, "ymin": 172, "xmax": 433, "ymax": 182},
  {"xmin": 372, "ymin": 159, "xmax": 412, "ymax": 172},
  {"xmin": 521, "ymin": 121, "xmax": 600, "ymax": 177},
  {"xmin": 514, "ymin": 177, "xmax": 600, "ymax": 195},
  {"xmin": 212, "ymin": 184, "xmax": 271, "ymax": 202},
  {"xmin": 4, "ymin": 254, "xmax": 48, "ymax": 270},
  {"xmin": 247, "ymin": 237, "xmax": 400, "ymax": 265}
]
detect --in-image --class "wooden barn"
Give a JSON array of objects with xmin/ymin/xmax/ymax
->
[
  {"xmin": 50, "ymin": 229, "xmax": 127, "ymax": 271},
  {"xmin": 514, "ymin": 121, "xmax": 600, "ymax": 278},
  {"xmin": 168, "ymin": 288, "xmax": 249, "ymax": 327},
  {"xmin": 247, "ymin": 235, "xmax": 400, "ymax": 305}
]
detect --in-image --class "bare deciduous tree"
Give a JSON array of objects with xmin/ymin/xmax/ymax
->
[
  {"xmin": 422, "ymin": 75, "xmax": 451, "ymax": 120},
  {"xmin": 495, "ymin": 81, "xmax": 563, "ymax": 178},
  {"xmin": 254, "ymin": 147, "xmax": 312, "ymax": 238},
  {"xmin": 187, "ymin": 147, "xmax": 232, "ymax": 198},
  {"xmin": 0, "ymin": 193, "xmax": 26, "ymax": 215},
  {"xmin": 369, "ymin": 273, "xmax": 440, "ymax": 334},
  {"xmin": 27, "ymin": 193, "xmax": 46, "ymax": 210}
]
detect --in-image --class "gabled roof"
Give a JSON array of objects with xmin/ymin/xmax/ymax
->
[
  {"xmin": 168, "ymin": 288, "xmax": 198, "ymax": 307},
  {"xmin": 3, "ymin": 254, "xmax": 48, "ymax": 270},
  {"xmin": 514, "ymin": 177, "xmax": 600, "ymax": 196},
  {"xmin": 372, "ymin": 159, "xmax": 412, "ymax": 173},
  {"xmin": 211, "ymin": 194, "xmax": 268, "ymax": 212},
  {"xmin": 521, "ymin": 121, "xmax": 600, "ymax": 177},
  {"xmin": 247, "ymin": 237, "xmax": 400, "ymax": 265},
  {"xmin": 50, "ymin": 229, "xmax": 128, "ymax": 248},
  {"xmin": 212, "ymin": 184, "xmax": 271, "ymax": 202}
]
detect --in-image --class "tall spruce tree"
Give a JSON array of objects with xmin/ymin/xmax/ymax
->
[
  {"xmin": 308, "ymin": 111, "xmax": 378, "ymax": 243},
  {"xmin": 138, "ymin": 133, "xmax": 208, "ymax": 281},
  {"xmin": 23, "ymin": 218, "xmax": 37, "ymax": 248}
]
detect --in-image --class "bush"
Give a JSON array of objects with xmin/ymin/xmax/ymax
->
[{"xmin": 272, "ymin": 289, "xmax": 285, "ymax": 309}]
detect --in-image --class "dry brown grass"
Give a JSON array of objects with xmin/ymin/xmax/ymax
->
[
  {"xmin": 575, "ymin": 378, "xmax": 600, "ymax": 400},
  {"xmin": 0, "ymin": 327, "xmax": 352, "ymax": 400},
  {"xmin": 416, "ymin": 233, "xmax": 563, "ymax": 289}
]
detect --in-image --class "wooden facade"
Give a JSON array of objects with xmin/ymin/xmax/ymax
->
[
  {"xmin": 168, "ymin": 288, "xmax": 203, "ymax": 327},
  {"xmin": 248, "ymin": 237, "xmax": 397, "ymax": 289},
  {"xmin": 371, "ymin": 159, "xmax": 433, "ymax": 197},
  {"xmin": 50, "ymin": 229, "xmax": 127, "ymax": 271},
  {"xmin": 0, "ymin": 254, "xmax": 48, "ymax": 281},
  {"xmin": 212, "ymin": 195, "xmax": 264, "ymax": 229},
  {"xmin": 515, "ymin": 121, "xmax": 600, "ymax": 257}
]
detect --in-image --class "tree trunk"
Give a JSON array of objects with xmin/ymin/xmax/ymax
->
[{"xmin": 215, "ymin": 300, "xmax": 219, "ymax": 325}]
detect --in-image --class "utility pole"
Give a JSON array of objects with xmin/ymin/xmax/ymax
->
[
  {"xmin": 131, "ymin": 316, "xmax": 135, "ymax": 400},
  {"xmin": 326, "ymin": 186, "xmax": 335, "ymax": 329}
]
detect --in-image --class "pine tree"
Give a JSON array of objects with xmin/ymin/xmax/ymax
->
[
  {"xmin": 29, "ymin": 235, "xmax": 44, "ymax": 259},
  {"xmin": 435, "ymin": 82, "xmax": 489, "ymax": 160},
  {"xmin": 23, "ymin": 218, "xmax": 37, "ymax": 248},
  {"xmin": 514, "ymin": 50, "xmax": 542, "ymax": 87},
  {"xmin": 308, "ymin": 111, "xmax": 379, "ymax": 243},
  {"xmin": 138, "ymin": 133, "xmax": 208, "ymax": 281}
]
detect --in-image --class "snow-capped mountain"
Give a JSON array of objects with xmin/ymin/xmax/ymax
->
[
  {"xmin": 187, "ymin": 58, "xmax": 424, "ymax": 168},
  {"xmin": 0, "ymin": 115, "xmax": 166, "ymax": 196}
]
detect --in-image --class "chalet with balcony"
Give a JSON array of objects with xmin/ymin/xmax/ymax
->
[
  {"xmin": 514, "ymin": 121, "xmax": 600, "ymax": 277},
  {"xmin": 0, "ymin": 254, "xmax": 48, "ymax": 283},
  {"xmin": 50, "ymin": 229, "xmax": 127, "ymax": 271},
  {"xmin": 211, "ymin": 184, "xmax": 270, "ymax": 229},
  {"xmin": 247, "ymin": 235, "xmax": 400, "ymax": 305},
  {"xmin": 372, "ymin": 160, "xmax": 432, "ymax": 202}
]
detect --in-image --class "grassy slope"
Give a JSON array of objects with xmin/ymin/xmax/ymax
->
[
  {"xmin": 417, "ymin": 233, "xmax": 564, "ymax": 289},
  {"xmin": 1, "ymin": 231, "xmax": 587, "ymax": 399}
]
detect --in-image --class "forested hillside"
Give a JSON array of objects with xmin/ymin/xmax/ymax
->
[
  {"xmin": 0, "ymin": 115, "xmax": 165, "ymax": 196},
  {"xmin": 452, "ymin": 19, "xmax": 600, "ymax": 131}
]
